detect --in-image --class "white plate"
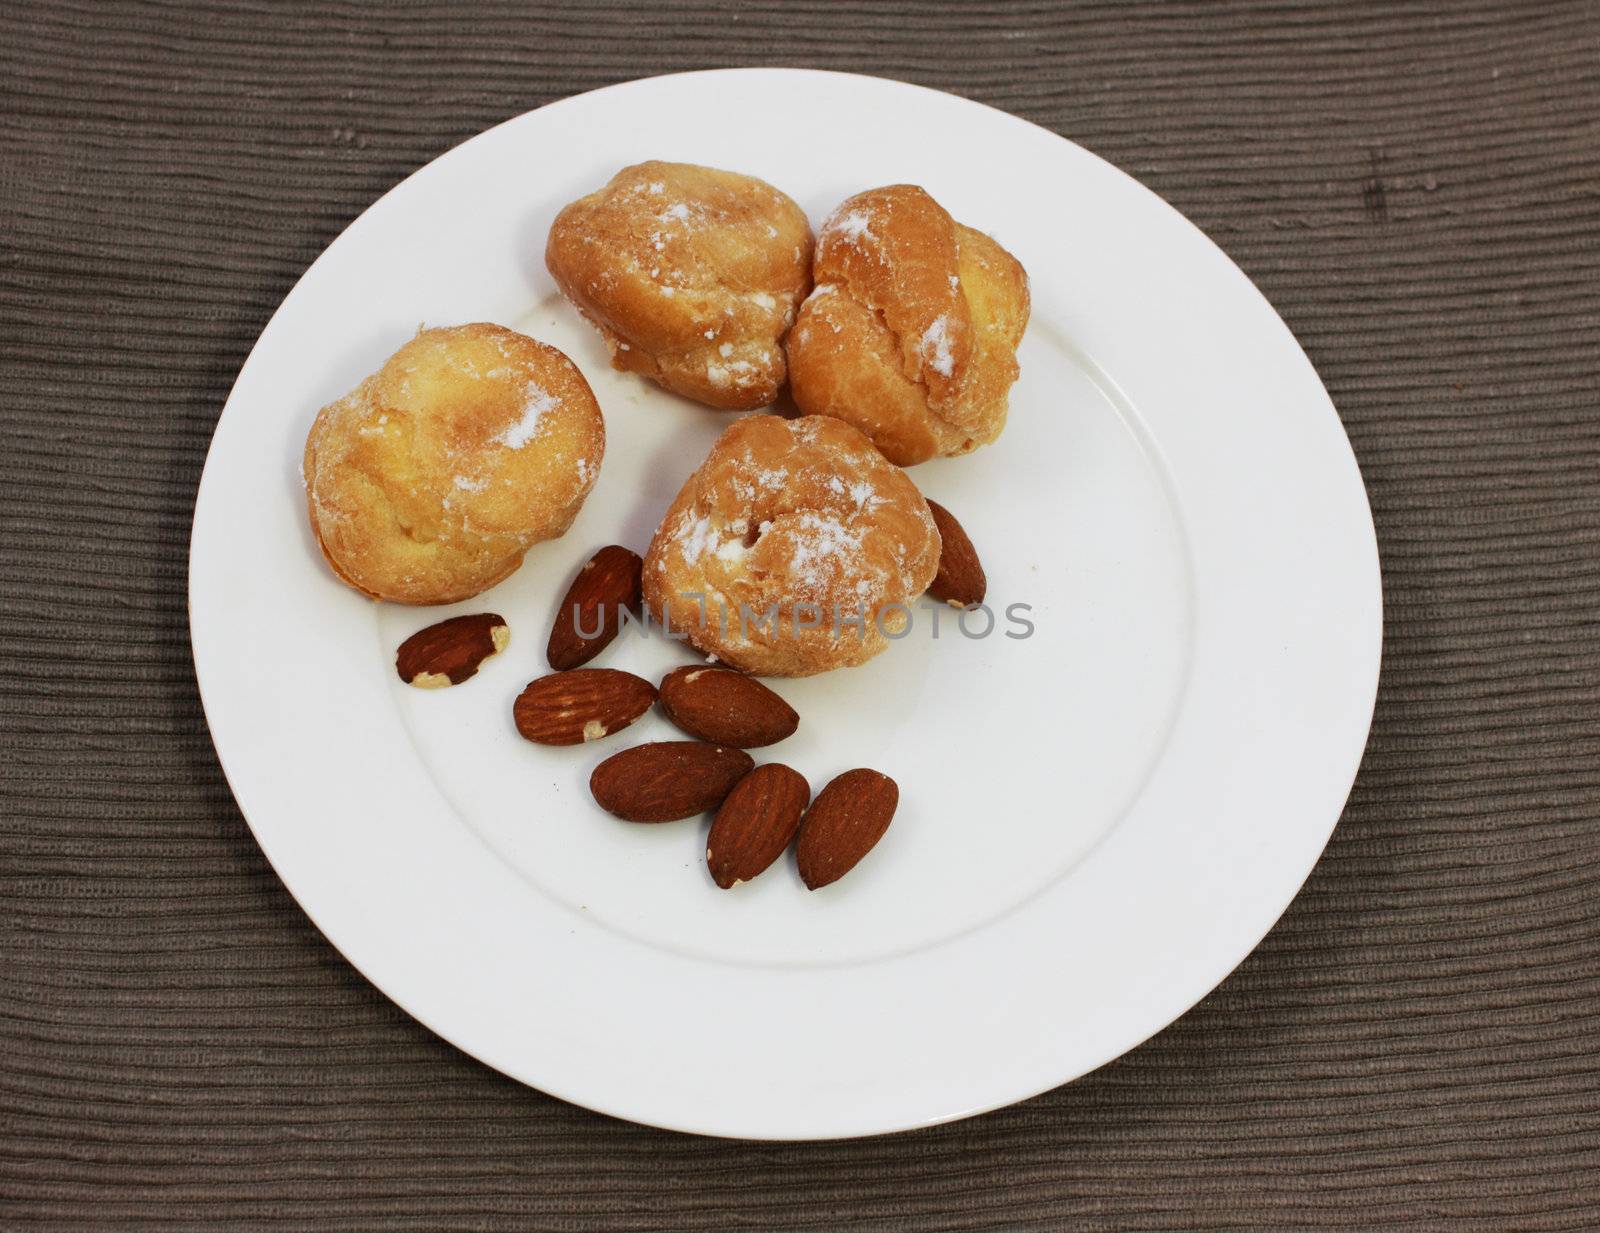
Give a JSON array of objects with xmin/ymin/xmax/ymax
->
[{"xmin": 189, "ymin": 69, "xmax": 1380, "ymax": 1139}]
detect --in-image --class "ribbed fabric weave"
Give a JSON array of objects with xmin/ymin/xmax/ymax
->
[{"xmin": 2, "ymin": 2, "xmax": 1598, "ymax": 1228}]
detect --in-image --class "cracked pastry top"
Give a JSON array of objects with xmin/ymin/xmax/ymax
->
[
  {"xmin": 643, "ymin": 414, "xmax": 940, "ymax": 677},
  {"xmin": 303, "ymin": 323, "xmax": 604, "ymax": 605},
  {"xmin": 785, "ymin": 184, "xmax": 1030, "ymax": 466},
  {"xmin": 545, "ymin": 161, "xmax": 813, "ymax": 410}
]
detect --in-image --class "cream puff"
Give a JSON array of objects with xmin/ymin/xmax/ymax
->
[
  {"xmin": 643, "ymin": 414, "xmax": 940, "ymax": 676},
  {"xmin": 303, "ymin": 323, "xmax": 604, "ymax": 604},
  {"xmin": 546, "ymin": 161, "xmax": 812, "ymax": 410},
  {"xmin": 785, "ymin": 185, "xmax": 1029, "ymax": 466}
]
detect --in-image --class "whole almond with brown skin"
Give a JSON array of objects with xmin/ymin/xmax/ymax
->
[
  {"xmin": 925, "ymin": 500, "xmax": 986, "ymax": 609},
  {"xmin": 706, "ymin": 764, "xmax": 810, "ymax": 888},
  {"xmin": 547, "ymin": 545, "xmax": 644, "ymax": 671},
  {"xmin": 396, "ymin": 613, "xmax": 509, "ymax": 688},
  {"xmin": 513, "ymin": 669, "xmax": 656, "ymax": 746},
  {"xmin": 590, "ymin": 741, "xmax": 755, "ymax": 822},
  {"xmin": 658, "ymin": 666, "xmax": 799, "ymax": 748},
  {"xmin": 796, "ymin": 768, "xmax": 899, "ymax": 890}
]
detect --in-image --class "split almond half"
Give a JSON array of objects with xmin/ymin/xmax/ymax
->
[{"xmin": 396, "ymin": 613, "xmax": 509, "ymax": 688}]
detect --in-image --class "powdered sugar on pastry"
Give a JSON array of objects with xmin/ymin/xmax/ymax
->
[
  {"xmin": 920, "ymin": 316, "xmax": 955, "ymax": 378},
  {"xmin": 827, "ymin": 208, "xmax": 876, "ymax": 245},
  {"xmin": 495, "ymin": 383, "xmax": 556, "ymax": 448}
]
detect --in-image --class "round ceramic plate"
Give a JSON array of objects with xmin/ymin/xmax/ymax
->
[{"xmin": 189, "ymin": 69, "xmax": 1380, "ymax": 1139}]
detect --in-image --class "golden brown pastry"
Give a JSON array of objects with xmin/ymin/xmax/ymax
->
[
  {"xmin": 546, "ymin": 161, "xmax": 812, "ymax": 410},
  {"xmin": 785, "ymin": 185, "xmax": 1030, "ymax": 466},
  {"xmin": 304, "ymin": 323, "xmax": 604, "ymax": 604},
  {"xmin": 643, "ymin": 414, "xmax": 940, "ymax": 677}
]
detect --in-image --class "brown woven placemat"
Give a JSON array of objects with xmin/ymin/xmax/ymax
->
[{"xmin": 4, "ymin": 1, "xmax": 1599, "ymax": 1228}]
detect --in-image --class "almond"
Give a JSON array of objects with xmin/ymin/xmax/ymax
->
[
  {"xmin": 706, "ymin": 764, "xmax": 810, "ymax": 888},
  {"xmin": 796, "ymin": 768, "xmax": 899, "ymax": 889},
  {"xmin": 513, "ymin": 669, "xmax": 656, "ymax": 746},
  {"xmin": 925, "ymin": 500, "xmax": 986, "ymax": 609},
  {"xmin": 658, "ymin": 665, "xmax": 799, "ymax": 748},
  {"xmin": 396, "ymin": 613, "xmax": 509, "ymax": 688},
  {"xmin": 547, "ymin": 545, "xmax": 643, "ymax": 671},
  {"xmin": 590, "ymin": 741, "xmax": 755, "ymax": 822}
]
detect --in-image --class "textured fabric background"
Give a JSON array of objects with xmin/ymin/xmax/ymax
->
[{"xmin": 3, "ymin": 1, "xmax": 1599, "ymax": 1228}]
